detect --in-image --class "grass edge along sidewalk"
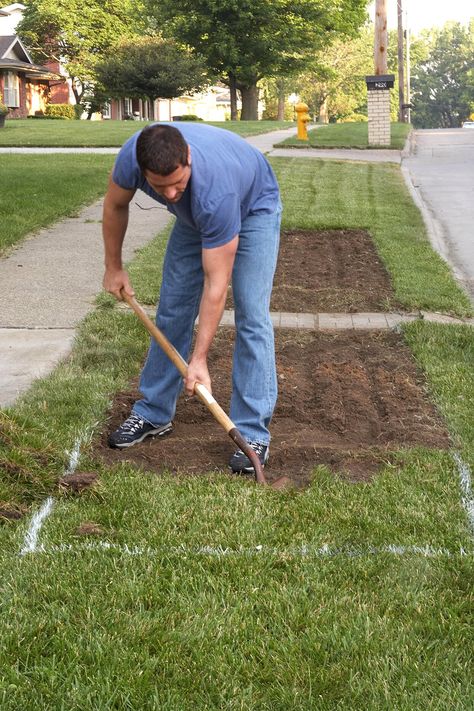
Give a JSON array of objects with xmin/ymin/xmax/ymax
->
[{"xmin": 275, "ymin": 121, "xmax": 411, "ymax": 150}]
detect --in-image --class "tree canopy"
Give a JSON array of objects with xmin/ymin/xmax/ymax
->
[
  {"xmin": 18, "ymin": 0, "xmax": 146, "ymax": 104},
  {"xmin": 410, "ymin": 21, "xmax": 474, "ymax": 128},
  {"xmin": 298, "ymin": 25, "xmax": 374, "ymax": 123},
  {"xmin": 95, "ymin": 37, "xmax": 210, "ymax": 115},
  {"xmin": 147, "ymin": 0, "xmax": 368, "ymax": 119}
]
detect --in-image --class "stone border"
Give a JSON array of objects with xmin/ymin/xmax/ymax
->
[{"xmin": 117, "ymin": 304, "xmax": 474, "ymax": 331}]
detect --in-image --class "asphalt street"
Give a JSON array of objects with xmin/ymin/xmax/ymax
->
[{"xmin": 403, "ymin": 128, "xmax": 474, "ymax": 300}]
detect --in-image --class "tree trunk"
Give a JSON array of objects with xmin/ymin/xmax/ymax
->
[
  {"xmin": 240, "ymin": 84, "xmax": 259, "ymax": 121},
  {"xmin": 319, "ymin": 97, "xmax": 329, "ymax": 124},
  {"xmin": 228, "ymin": 73, "xmax": 238, "ymax": 121},
  {"xmin": 277, "ymin": 89, "xmax": 285, "ymax": 121},
  {"xmin": 148, "ymin": 98, "xmax": 155, "ymax": 120}
]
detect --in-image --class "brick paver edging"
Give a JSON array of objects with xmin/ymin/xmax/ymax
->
[{"xmin": 118, "ymin": 305, "xmax": 474, "ymax": 330}]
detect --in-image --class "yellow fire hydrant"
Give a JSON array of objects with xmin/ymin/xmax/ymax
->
[{"xmin": 295, "ymin": 102, "xmax": 310, "ymax": 141}]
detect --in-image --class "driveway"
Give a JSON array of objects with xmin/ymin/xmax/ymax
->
[{"xmin": 403, "ymin": 128, "xmax": 474, "ymax": 300}]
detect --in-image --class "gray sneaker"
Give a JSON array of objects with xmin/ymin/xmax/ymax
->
[
  {"xmin": 229, "ymin": 441, "xmax": 269, "ymax": 474},
  {"xmin": 108, "ymin": 413, "xmax": 172, "ymax": 449}
]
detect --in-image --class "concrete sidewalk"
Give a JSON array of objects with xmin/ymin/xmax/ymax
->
[
  {"xmin": 269, "ymin": 147, "xmax": 402, "ymax": 163},
  {"xmin": 0, "ymin": 194, "xmax": 171, "ymax": 406}
]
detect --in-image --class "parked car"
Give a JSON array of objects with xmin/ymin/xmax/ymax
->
[{"xmin": 462, "ymin": 121, "xmax": 474, "ymax": 128}]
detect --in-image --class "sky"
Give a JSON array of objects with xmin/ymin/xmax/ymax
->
[{"xmin": 368, "ymin": 0, "xmax": 473, "ymax": 34}]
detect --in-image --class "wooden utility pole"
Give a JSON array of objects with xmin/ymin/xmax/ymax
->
[
  {"xmin": 397, "ymin": 0, "xmax": 405, "ymax": 121},
  {"xmin": 374, "ymin": 0, "xmax": 388, "ymax": 74},
  {"xmin": 366, "ymin": 0, "xmax": 394, "ymax": 146}
]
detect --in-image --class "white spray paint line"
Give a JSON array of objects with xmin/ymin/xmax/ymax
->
[
  {"xmin": 19, "ymin": 444, "xmax": 473, "ymax": 558},
  {"xmin": 453, "ymin": 452, "xmax": 474, "ymax": 535},
  {"xmin": 32, "ymin": 540, "xmax": 472, "ymax": 560},
  {"xmin": 19, "ymin": 435, "xmax": 84, "ymax": 556},
  {"xmin": 19, "ymin": 497, "xmax": 55, "ymax": 556}
]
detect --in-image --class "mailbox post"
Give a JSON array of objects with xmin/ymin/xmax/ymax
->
[{"xmin": 366, "ymin": 74, "xmax": 395, "ymax": 147}]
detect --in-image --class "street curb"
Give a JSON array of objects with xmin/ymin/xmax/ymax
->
[{"xmin": 401, "ymin": 129, "xmax": 415, "ymax": 159}]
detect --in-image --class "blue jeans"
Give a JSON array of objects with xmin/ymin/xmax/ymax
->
[{"xmin": 133, "ymin": 208, "xmax": 281, "ymax": 445}]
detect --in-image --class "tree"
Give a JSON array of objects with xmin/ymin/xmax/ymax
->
[
  {"xmin": 261, "ymin": 77, "xmax": 296, "ymax": 121},
  {"xmin": 147, "ymin": 0, "xmax": 368, "ymax": 120},
  {"xmin": 298, "ymin": 26, "xmax": 374, "ymax": 123},
  {"xmin": 95, "ymin": 37, "xmax": 210, "ymax": 119},
  {"xmin": 410, "ymin": 21, "xmax": 474, "ymax": 128},
  {"xmin": 18, "ymin": 0, "xmax": 145, "ymax": 107}
]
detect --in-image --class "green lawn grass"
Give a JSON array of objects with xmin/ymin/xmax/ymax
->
[
  {"xmin": 276, "ymin": 122, "xmax": 411, "ymax": 150},
  {"xmin": 0, "ymin": 154, "xmax": 115, "ymax": 254},
  {"xmin": 0, "ymin": 119, "xmax": 294, "ymax": 147}
]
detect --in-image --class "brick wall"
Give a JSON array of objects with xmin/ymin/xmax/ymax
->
[{"xmin": 367, "ymin": 90, "xmax": 391, "ymax": 146}]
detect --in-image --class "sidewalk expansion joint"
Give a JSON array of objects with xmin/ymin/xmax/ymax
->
[{"xmin": 116, "ymin": 304, "xmax": 474, "ymax": 331}]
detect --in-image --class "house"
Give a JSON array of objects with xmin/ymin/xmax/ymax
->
[
  {"xmin": 105, "ymin": 85, "xmax": 244, "ymax": 122},
  {"xmin": 0, "ymin": 3, "xmax": 63, "ymax": 117}
]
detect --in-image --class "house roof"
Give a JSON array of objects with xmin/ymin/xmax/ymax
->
[
  {"xmin": 0, "ymin": 34, "xmax": 60, "ymax": 79},
  {"xmin": 0, "ymin": 55, "xmax": 61, "ymax": 79},
  {"xmin": 0, "ymin": 34, "xmax": 31, "ymax": 62}
]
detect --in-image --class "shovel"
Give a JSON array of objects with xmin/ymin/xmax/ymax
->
[{"xmin": 121, "ymin": 291, "xmax": 281, "ymax": 486}]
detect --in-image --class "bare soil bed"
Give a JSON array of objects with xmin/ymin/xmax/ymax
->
[
  {"xmin": 226, "ymin": 229, "xmax": 401, "ymax": 313},
  {"xmin": 95, "ymin": 330, "xmax": 450, "ymax": 488}
]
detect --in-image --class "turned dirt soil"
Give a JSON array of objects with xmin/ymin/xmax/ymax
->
[
  {"xmin": 226, "ymin": 229, "xmax": 401, "ymax": 313},
  {"xmin": 93, "ymin": 229, "xmax": 448, "ymax": 487},
  {"xmin": 95, "ymin": 329, "xmax": 450, "ymax": 488}
]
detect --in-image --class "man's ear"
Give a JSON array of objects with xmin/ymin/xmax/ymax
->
[{"xmin": 187, "ymin": 146, "xmax": 192, "ymax": 166}]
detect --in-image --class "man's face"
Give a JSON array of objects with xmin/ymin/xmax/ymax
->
[{"xmin": 144, "ymin": 148, "xmax": 192, "ymax": 204}]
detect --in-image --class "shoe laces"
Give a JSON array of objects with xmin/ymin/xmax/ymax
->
[
  {"xmin": 239, "ymin": 441, "xmax": 266, "ymax": 457},
  {"xmin": 121, "ymin": 414, "xmax": 145, "ymax": 433}
]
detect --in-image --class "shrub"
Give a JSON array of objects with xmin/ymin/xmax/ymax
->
[
  {"xmin": 45, "ymin": 104, "xmax": 76, "ymax": 120},
  {"xmin": 178, "ymin": 114, "xmax": 203, "ymax": 121},
  {"xmin": 0, "ymin": 92, "xmax": 8, "ymax": 116}
]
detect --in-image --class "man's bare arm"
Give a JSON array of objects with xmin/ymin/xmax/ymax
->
[
  {"xmin": 102, "ymin": 175, "xmax": 136, "ymax": 299},
  {"xmin": 185, "ymin": 236, "xmax": 239, "ymax": 395}
]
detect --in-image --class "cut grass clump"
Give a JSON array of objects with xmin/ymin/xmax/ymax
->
[
  {"xmin": 276, "ymin": 121, "xmax": 411, "ymax": 150},
  {"xmin": 0, "ymin": 154, "xmax": 115, "ymax": 254}
]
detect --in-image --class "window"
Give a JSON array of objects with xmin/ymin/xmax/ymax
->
[
  {"xmin": 102, "ymin": 101, "xmax": 111, "ymax": 119},
  {"xmin": 3, "ymin": 72, "xmax": 20, "ymax": 107}
]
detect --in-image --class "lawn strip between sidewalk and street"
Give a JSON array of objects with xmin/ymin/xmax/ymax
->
[
  {"xmin": 0, "ymin": 154, "xmax": 115, "ymax": 254},
  {"xmin": 271, "ymin": 157, "xmax": 472, "ymax": 317},
  {"xmin": 276, "ymin": 121, "xmax": 411, "ymax": 150},
  {"xmin": 0, "ymin": 119, "xmax": 295, "ymax": 147}
]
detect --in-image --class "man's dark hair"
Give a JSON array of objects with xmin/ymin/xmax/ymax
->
[{"xmin": 136, "ymin": 124, "xmax": 189, "ymax": 176}]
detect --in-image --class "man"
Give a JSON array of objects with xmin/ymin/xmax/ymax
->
[{"xmin": 103, "ymin": 122, "xmax": 281, "ymax": 474}]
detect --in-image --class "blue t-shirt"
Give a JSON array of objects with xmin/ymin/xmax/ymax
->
[{"xmin": 112, "ymin": 122, "xmax": 281, "ymax": 248}]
